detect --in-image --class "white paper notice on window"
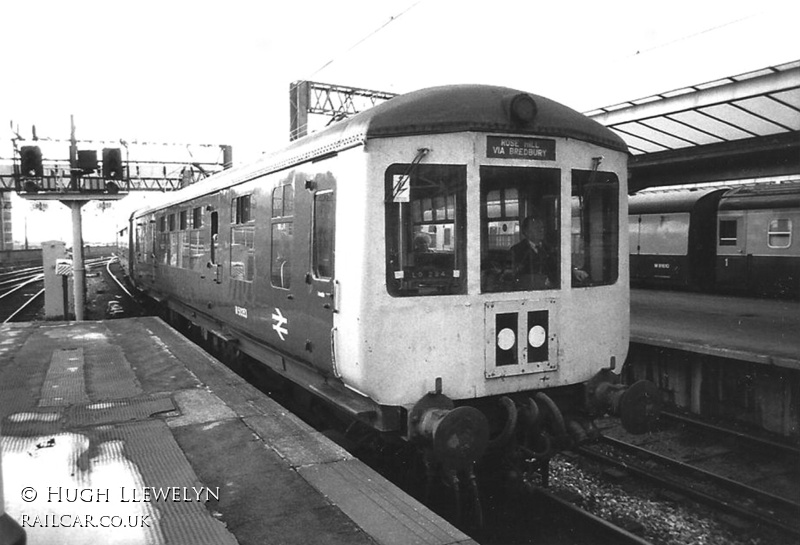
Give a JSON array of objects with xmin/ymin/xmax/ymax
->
[{"xmin": 393, "ymin": 175, "xmax": 410, "ymax": 202}]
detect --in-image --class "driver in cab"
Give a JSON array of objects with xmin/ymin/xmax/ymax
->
[{"xmin": 510, "ymin": 216, "xmax": 589, "ymax": 290}]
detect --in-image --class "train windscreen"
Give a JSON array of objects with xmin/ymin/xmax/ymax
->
[
  {"xmin": 480, "ymin": 166, "xmax": 560, "ymax": 292},
  {"xmin": 385, "ymin": 164, "xmax": 467, "ymax": 297}
]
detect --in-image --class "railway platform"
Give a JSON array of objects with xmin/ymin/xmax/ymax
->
[
  {"xmin": 628, "ymin": 289, "xmax": 800, "ymax": 440},
  {"xmin": 0, "ymin": 317, "xmax": 476, "ymax": 545},
  {"xmin": 630, "ymin": 289, "xmax": 800, "ymax": 370}
]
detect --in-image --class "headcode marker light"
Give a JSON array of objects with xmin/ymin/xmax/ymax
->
[
  {"xmin": 510, "ymin": 93, "xmax": 537, "ymax": 124},
  {"xmin": 528, "ymin": 325, "xmax": 546, "ymax": 348},
  {"xmin": 497, "ymin": 328, "xmax": 515, "ymax": 351}
]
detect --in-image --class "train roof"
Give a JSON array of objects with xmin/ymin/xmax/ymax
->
[
  {"xmin": 628, "ymin": 187, "xmax": 728, "ymax": 214},
  {"xmin": 718, "ymin": 180, "xmax": 800, "ymax": 211},
  {"xmin": 132, "ymin": 84, "xmax": 628, "ymax": 218}
]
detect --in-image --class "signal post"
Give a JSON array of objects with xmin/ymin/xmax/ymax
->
[{"xmin": 15, "ymin": 116, "xmax": 127, "ymax": 320}]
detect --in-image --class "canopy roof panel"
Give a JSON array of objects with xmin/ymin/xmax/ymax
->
[{"xmin": 587, "ymin": 60, "xmax": 800, "ymax": 155}]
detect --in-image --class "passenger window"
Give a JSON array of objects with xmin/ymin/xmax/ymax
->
[
  {"xmin": 232, "ymin": 194, "xmax": 252, "ymax": 224},
  {"xmin": 313, "ymin": 190, "xmax": 335, "ymax": 279},
  {"xmin": 271, "ymin": 182, "xmax": 294, "ymax": 289},
  {"xmin": 210, "ymin": 211, "xmax": 219, "ymax": 266},
  {"xmin": 718, "ymin": 219, "xmax": 738, "ymax": 246},
  {"xmin": 480, "ymin": 166, "xmax": 560, "ymax": 292},
  {"xmin": 230, "ymin": 226, "xmax": 254, "ymax": 281},
  {"xmin": 571, "ymin": 169, "xmax": 619, "ymax": 287},
  {"xmin": 385, "ymin": 164, "xmax": 466, "ymax": 297},
  {"xmin": 768, "ymin": 218, "xmax": 791, "ymax": 248},
  {"xmin": 168, "ymin": 213, "xmax": 179, "ymax": 267},
  {"xmin": 230, "ymin": 194, "xmax": 255, "ymax": 281}
]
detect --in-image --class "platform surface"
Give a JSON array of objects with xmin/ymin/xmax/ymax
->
[
  {"xmin": 631, "ymin": 289, "xmax": 800, "ymax": 369},
  {"xmin": 0, "ymin": 317, "xmax": 476, "ymax": 545}
]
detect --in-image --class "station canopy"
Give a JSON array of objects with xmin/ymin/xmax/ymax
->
[{"xmin": 587, "ymin": 60, "xmax": 800, "ymax": 192}]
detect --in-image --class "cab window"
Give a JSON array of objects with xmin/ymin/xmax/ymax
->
[
  {"xmin": 313, "ymin": 190, "xmax": 335, "ymax": 279},
  {"xmin": 480, "ymin": 166, "xmax": 560, "ymax": 292},
  {"xmin": 385, "ymin": 164, "xmax": 466, "ymax": 297},
  {"xmin": 571, "ymin": 169, "xmax": 619, "ymax": 286}
]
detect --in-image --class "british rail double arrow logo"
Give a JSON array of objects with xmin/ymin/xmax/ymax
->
[{"xmin": 272, "ymin": 308, "xmax": 288, "ymax": 341}]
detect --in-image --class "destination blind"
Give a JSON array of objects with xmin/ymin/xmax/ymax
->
[{"xmin": 486, "ymin": 136, "xmax": 556, "ymax": 161}]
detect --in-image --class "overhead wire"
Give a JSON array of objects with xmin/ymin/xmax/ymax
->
[
  {"xmin": 306, "ymin": 0, "xmax": 426, "ymax": 79},
  {"xmin": 627, "ymin": 10, "xmax": 766, "ymax": 58}
]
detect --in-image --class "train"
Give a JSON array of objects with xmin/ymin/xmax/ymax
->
[
  {"xmin": 629, "ymin": 181, "xmax": 800, "ymax": 299},
  {"xmin": 120, "ymin": 84, "xmax": 659, "ymax": 491}
]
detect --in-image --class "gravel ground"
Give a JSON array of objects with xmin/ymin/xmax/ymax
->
[{"xmin": 546, "ymin": 455, "xmax": 793, "ymax": 545}]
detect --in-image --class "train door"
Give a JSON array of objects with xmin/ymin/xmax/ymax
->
[
  {"xmin": 716, "ymin": 212, "xmax": 747, "ymax": 290},
  {"xmin": 295, "ymin": 173, "xmax": 337, "ymax": 373}
]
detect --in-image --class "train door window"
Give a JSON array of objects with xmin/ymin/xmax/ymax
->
[
  {"xmin": 135, "ymin": 223, "xmax": 143, "ymax": 259},
  {"xmin": 570, "ymin": 169, "xmax": 619, "ymax": 287},
  {"xmin": 230, "ymin": 195, "xmax": 255, "ymax": 281},
  {"xmin": 385, "ymin": 164, "xmax": 466, "ymax": 297},
  {"xmin": 718, "ymin": 219, "xmax": 738, "ymax": 246},
  {"xmin": 193, "ymin": 207, "xmax": 203, "ymax": 228},
  {"xmin": 210, "ymin": 211, "xmax": 219, "ymax": 265},
  {"xmin": 157, "ymin": 215, "xmax": 166, "ymax": 264},
  {"xmin": 189, "ymin": 207, "xmax": 205, "ymax": 269},
  {"xmin": 767, "ymin": 219, "xmax": 791, "ymax": 248},
  {"xmin": 271, "ymin": 181, "xmax": 294, "ymax": 289},
  {"xmin": 480, "ymin": 166, "xmax": 560, "ymax": 293},
  {"xmin": 166, "ymin": 213, "xmax": 178, "ymax": 267},
  {"xmin": 231, "ymin": 194, "xmax": 252, "ymax": 225},
  {"xmin": 313, "ymin": 190, "xmax": 335, "ymax": 279}
]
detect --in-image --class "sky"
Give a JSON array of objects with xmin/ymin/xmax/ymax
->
[{"xmin": 2, "ymin": 0, "xmax": 799, "ymax": 245}]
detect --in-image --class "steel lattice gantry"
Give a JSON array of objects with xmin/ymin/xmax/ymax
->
[
  {"xmin": 289, "ymin": 81, "xmax": 397, "ymax": 141},
  {"xmin": 587, "ymin": 60, "xmax": 800, "ymax": 192}
]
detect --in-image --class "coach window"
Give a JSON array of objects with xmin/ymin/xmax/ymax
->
[
  {"xmin": 385, "ymin": 164, "xmax": 466, "ymax": 297},
  {"xmin": 157, "ymin": 215, "xmax": 166, "ymax": 264},
  {"xmin": 210, "ymin": 211, "xmax": 219, "ymax": 265},
  {"xmin": 718, "ymin": 219, "xmax": 738, "ymax": 246},
  {"xmin": 480, "ymin": 166, "xmax": 560, "ymax": 292},
  {"xmin": 271, "ymin": 181, "xmax": 294, "ymax": 289},
  {"xmin": 179, "ymin": 210, "xmax": 190, "ymax": 268},
  {"xmin": 135, "ymin": 222, "xmax": 143, "ymax": 259},
  {"xmin": 189, "ymin": 206, "xmax": 205, "ymax": 269},
  {"xmin": 230, "ymin": 195, "xmax": 255, "ymax": 281},
  {"xmin": 768, "ymin": 218, "xmax": 792, "ymax": 248},
  {"xmin": 168, "ymin": 213, "xmax": 179, "ymax": 267},
  {"xmin": 570, "ymin": 169, "xmax": 619, "ymax": 287}
]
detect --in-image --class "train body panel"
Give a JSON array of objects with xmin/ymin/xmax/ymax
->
[
  {"xmin": 629, "ymin": 181, "xmax": 800, "ymax": 298},
  {"xmin": 716, "ymin": 200, "xmax": 800, "ymax": 296},
  {"xmin": 629, "ymin": 188, "xmax": 726, "ymax": 289},
  {"xmin": 338, "ymin": 133, "xmax": 629, "ymax": 406}
]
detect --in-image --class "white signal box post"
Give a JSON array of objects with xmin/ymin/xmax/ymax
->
[{"xmin": 42, "ymin": 240, "xmax": 73, "ymax": 319}]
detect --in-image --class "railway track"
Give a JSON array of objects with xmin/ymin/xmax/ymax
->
[
  {"xmin": 0, "ymin": 256, "xmax": 119, "ymax": 323},
  {"xmin": 526, "ymin": 486, "xmax": 655, "ymax": 545},
  {"xmin": 578, "ymin": 413, "xmax": 800, "ymax": 542},
  {"xmin": 0, "ymin": 273, "xmax": 44, "ymax": 323}
]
